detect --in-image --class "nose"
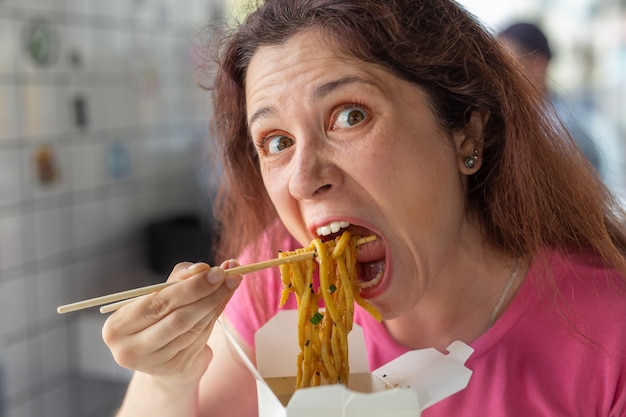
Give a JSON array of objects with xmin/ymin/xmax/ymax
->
[{"xmin": 288, "ymin": 138, "xmax": 342, "ymax": 201}]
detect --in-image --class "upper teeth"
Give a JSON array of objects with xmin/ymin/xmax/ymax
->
[{"xmin": 316, "ymin": 221, "xmax": 350, "ymax": 237}]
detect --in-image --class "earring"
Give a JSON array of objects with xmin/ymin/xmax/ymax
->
[{"xmin": 464, "ymin": 149, "xmax": 479, "ymax": 169}]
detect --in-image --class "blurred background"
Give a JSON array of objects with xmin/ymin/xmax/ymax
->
[{"xmin": 0, "ymin": 0, "xmax": 624, "ymax": 416}]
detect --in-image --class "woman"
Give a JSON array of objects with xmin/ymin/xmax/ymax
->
[{"xmin": 102, "ymin": 1, "xmax": 626, "ymax": 416}]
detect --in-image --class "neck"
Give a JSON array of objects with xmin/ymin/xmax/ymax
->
[{"xmin": 383, "ymin": 256, "xmax": 524, "ymax": 352}]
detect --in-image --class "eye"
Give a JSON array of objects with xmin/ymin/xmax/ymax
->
[
  {"xmin": 333, "ymin": 106, "xmax": 367, "ymax": 129},
  {"xmin": 266, "ymin": 134, "xmax": 295, "ymax": 154}
]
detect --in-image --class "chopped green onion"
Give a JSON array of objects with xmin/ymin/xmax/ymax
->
[
  {"xmin": 328, "ymin": 284, "xmax": 337, "ymax": 294},
  {"xmin": 309, "ymin": 312, "xmax": 324, "ymax": 325}
]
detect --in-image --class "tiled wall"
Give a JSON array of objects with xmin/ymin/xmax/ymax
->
[{"xmin": 0, "ymin": 1, "xmax": 224, "ymax": 416}]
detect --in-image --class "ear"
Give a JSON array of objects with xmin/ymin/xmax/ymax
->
[{"xmin": 454, "ymin": 110, "xmax": 489, "ymax": 173}]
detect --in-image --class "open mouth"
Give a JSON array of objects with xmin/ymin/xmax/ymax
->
[{"xmin": 315, "ymin": 221, "xmax": 386, "ymax": 292}]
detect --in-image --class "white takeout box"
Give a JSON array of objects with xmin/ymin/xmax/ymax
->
[{"xmin": 223, "ymin": 310, "xmax": 474, "ymax": 417}]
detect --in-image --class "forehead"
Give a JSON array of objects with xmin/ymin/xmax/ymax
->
[
  {"xmin": 249, "ymin": 28, "xmax": 356, "ymax": 70},
  {"xmin": 246, "ymin": 30, "xmax": 360, "ymax": 88},
  {"xmin": 244, "ymin": 30, "xmax": 389, "ymax": 119}
]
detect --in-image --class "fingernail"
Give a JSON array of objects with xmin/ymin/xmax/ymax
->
[
  {"xmin": 207, "ymin": 268, "xmax": 224, "ymax": 285},
  {"xmin": 187, "ymin": 262, "xmax": 204, "ymax": 270}
]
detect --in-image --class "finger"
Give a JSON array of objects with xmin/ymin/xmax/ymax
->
[
  {"xmin": 151, "ymin": 311, "xmax": 221, "ymax": 376},
  {"xmin": 134, "ymin": 307, "xmax": 218, "ymax": 375},
  {"xmin": 108, "ymin": 265, "xmax": 230, "ymax": 335},
  {"xmin": 134, "ymin": 282, "xmax": 231, "ymax": 354},
  {"xmin": 130, "ymin": 289, "xmax": 233, "ymax": 375},
  {"xmin": 154, "ymin": 286, "xmax": 235, "ymax": 363},
  {"xmin": 103, "ymin": 278, "xmax": 233, "ymax": 372},
  {"xmin": 121, "ymin": 261, "xmax": 243, "ymax": 353},
  {"xmin": 130, "ymin": 263, "xmax": 242, "ymax": 367},
  {"xmin": 156, "ymin": 328, "xmax": 216, "ymax": 380},
  {"xmin": 221, "ymin": 259, "xmax": 244, "ymax": 291}
]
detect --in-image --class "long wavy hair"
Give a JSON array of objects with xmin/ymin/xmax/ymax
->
[{"xmin": 201, "ymin": 0, "xmax": 626, "ymax": 275}]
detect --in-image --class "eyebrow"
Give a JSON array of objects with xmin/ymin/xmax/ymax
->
[
  {"xmin": 247, "ymin": 75, "xmax": 376, "ymax": 127},
  {"xmin": 248, "ymin": 106, "xmax": 276, "ymax": 128},
  {"xmin": 312, "ymin": 75, "xmax": 376, "ymax": 100}
]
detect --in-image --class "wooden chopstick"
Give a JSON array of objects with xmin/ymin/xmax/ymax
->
[
  {"xmin": 57, "ymin": 251, "xmax": 314, "ymax": 314},
  {"xmin": 57, "ymin": 235, "xmax": 377, "ymax": 315}
]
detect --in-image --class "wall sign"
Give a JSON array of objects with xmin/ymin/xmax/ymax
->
[
  {"xmin": 106, "ymin": 141, "xmax": 131, "ymax": 179},
  {"xmin": 34, "ymin": 144, "xmax": 60, "ymax": 185},
  {"xmin": 22, "ymin": 18, "xmax": 60, "ymax": 68}
]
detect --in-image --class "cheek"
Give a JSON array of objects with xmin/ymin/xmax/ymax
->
[
  {"xmin": 262, "ymin": 169, "xmax": 308, "ymax": 239},
  {"xmin": 261, "ymin": 168, "xmax": 286, "ymax": 210}
]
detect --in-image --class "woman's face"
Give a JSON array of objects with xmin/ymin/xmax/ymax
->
[{"xmin": 245, "ymin": 30, "xmax": 477, "ymax": 317}]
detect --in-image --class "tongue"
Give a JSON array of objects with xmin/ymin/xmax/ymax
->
[
  {"xmin": 356, "ymin": 237, "xmax": 385, "ymax": 263},
  {"xmin": 355, "ymin": 238, "xmax": 385, "ymax": 282}
]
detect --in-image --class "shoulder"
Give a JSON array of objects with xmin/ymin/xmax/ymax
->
[
  {"xmin": 539, "ymin": 250, "xmax": 626, "ymax": 305},
  {"xmin": 450, "ymin": 251, "xmax": 626, "ymax": 415},
  {"xmin": 528, "ymin": 250, "xmax": 626, "ymax": 350}
]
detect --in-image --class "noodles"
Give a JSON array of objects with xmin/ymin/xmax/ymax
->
[{"xmin": 278, "ymin": 231, "xmax": 381, "ymax": 388}]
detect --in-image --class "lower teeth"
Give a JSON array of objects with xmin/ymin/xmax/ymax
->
[{"xmin": 357, "ymin": 271, "xmax": 383, "ymax": 290}]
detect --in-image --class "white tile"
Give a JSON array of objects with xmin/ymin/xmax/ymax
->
[
  {"xmin": 39, "ymin": 325, "xmax": 69, "ymax": 383},
  {"xmin": 84, "ymin": 86, "xmax": 112, "ymax": 132},
  {"xmin": 66, "ymin": 255, "xmax": 109, "ymax": 305},
  {"xmin": 3, "ymin": 339, "xmax": 32, "ymax": 398},
  {"xmin": 107, "ymin": 244, "xmax": 155, "ymax": 291},
  {"xmin": 63, "ymin": 0, "xmax": 92, "ymax": 15},
  {"xmin": 15, "ymin": 0, "xmax": 57, "ymax": 10},
  {"xmin": 0, "ymin": 214, "xmax": 24, "ymax": 271},
  {"xmin": 0, "ymin": 148, "xmax": 22, "ymax": 206},
  {"xmin": 6, "ymin": 400, "xmax": 33, "ymax": 417},
  {"xmin": 90, "ymin": 0, "xmax": 123, "ymax": 17},
  {"xmin": 18, "ymin": 210, "xmax": 37, "ymax": 265},
  {"xmin": 138, "ymin": 91, "xmax": 168, "ymax": 127},
  {"xmin": 35, "ymin": 264, "xmax": 72, "ymax": 323},
  {"xmin": 76, "ymin": 314, "xmax": 132, "ymax": 381},
  {"xmin": 0, "ymin": 278, "xmax": 28, "ymax": 337},
  {"xmin": 138, "ymin": 189, "xmax": 162, "ymax": 223},
  {"xmin": 97, "ymin": 29, "xmax": 132, "ymax": 75},
  {"xmin": 136, "ymin": 137, "xmax": 161, "ymax": 181},
  {"xmin": 0, "ymin": 85, "xmax": 19, "ymax": 141},
  {"xmin": 56, "ymin": 88, "xmax": 76, "ymax": 136},
  {"xmin": 168, "ymin": 0, "xmax": 212, "ymax": 26},
  {"xmin": 33, "ymin": 205, "xmax": 67, "ymax": 260},
  {"xmin": 105, "ymin": 86, "xmax": 140, "ymax": 130},
  {"xmin": 72, "ymin": 199, "xmax": 107, "ymax": 251},
  {"xmin": 68, "ymin": 140, "xmax": 102, "ymax": 191},
  {"xmin": 0, "ymin": 18, "xmax": 16, "ymax": 73},
  {"xmin": 15, "ymin": 146, "xmax": 34, "ymax": 201},
  {"xmin": 154, "ymin": 33, "xmax": 178, "ymax": 72},
  {"xmin": 59, "ymin": 23, "xmax": 94, "ymax": 73},
  {"xmin": 41, "ymin": 381, "xmax": 73, "ymax": 417},
  {"xmin": 107, "ymin": 194, "xmax": 135, "ymax": 241},
  {"xmin": 17, "ymin": 84, "xmax": 60, "ymax": 138}
]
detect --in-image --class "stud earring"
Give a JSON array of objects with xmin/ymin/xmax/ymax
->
[{"xmin": 464, "ymin": 149, "xmax": 479, "ymax": 169}]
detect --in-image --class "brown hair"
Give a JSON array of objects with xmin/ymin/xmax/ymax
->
[{"xmin": 202, "ymin": 0, "xmax": 626, "ymax": 274}]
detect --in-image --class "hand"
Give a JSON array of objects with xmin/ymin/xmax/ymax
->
[{"xmin": 102, "ymin": 260, "xmax": 243, "ymax": 388}]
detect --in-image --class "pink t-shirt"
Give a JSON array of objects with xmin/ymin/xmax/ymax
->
[{"xmin": 224, "ymin": 230, "xmax": 626, "ymax": 416}]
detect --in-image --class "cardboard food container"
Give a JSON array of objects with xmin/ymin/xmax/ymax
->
[{"xmin": 222, "ymin": 310, "xmax": 474, "ymax": 417}]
